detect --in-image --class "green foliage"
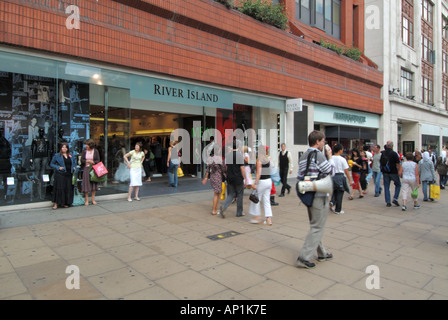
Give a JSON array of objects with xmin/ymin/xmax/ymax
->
[
  {"xmin": 237, "ymin": 0, "xmax": 288, "ymax": 30},
  {"xmin": 319, "ymin": 39, "xmax": 363, "ymax": 61}
]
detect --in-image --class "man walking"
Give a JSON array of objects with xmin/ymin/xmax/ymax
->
[
  {"xmin": 330, "ymin": 144, "xmax": 352, "ymax": 215},
  {"xmin": 220, "ymin": 141, "xmax": 247, "ymax": 218},
  {"xmin": 296, "ymin": 131, "xmax": 333, "ymax": 269},
  {"xmin": 278, "ymin": 143, "xmax": 293, "ymax": 197},
  {"xmin": 380, "ymin": 141, "xmax": 402, "ymax": 207},
  {"xmin": 372, "ymin": 144, "xmax": 383, "ymax": 197}
]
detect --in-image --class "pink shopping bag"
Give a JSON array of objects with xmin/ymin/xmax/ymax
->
[{"xmin": 92, "ymin": 161, "xmax": 108, "ymax": 177}]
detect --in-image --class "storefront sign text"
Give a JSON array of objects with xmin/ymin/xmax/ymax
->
[
  {"xmin": 154, "ymin": 84, "xmax": 219, "ymax": 103},
  {"xmin": 333, "ymin": 112, "xmax": 366, "ymax": 124}
]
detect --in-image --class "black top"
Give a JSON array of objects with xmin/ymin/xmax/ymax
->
[
  {"xmin": 63, "ymin": 155, "xmax": 72, "ymax": 174},
  {"xmin": 226, "ymin": 151, "xmax": 244, "ymax": 184}
]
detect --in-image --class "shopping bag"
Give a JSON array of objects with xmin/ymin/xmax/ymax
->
[
  {"xmin": 177, "ymin": 167, "xmax": 184, "ymax": 177},
  {"xmin": 92, "ymin": 161, "xmax": 108, "ymax": 177},
  {"xmin": 72, "ymin": 187, "xmax": 85, "ymax": 206},
  {"xmin": 89, "ymin": 166, "xmax": 107, "ymax": 183},
  {"xmin": 270, "ymin": 167, "xmax": 280, "ymax": 184},
  {"xmin": 221, "ymin": 182, "xmax": 226, "ymax": 200},
  {"xmin": 411, "ymin": 186, "xmax": 419, "ymax": 200},
  {"xmin": 430, "ymin": 184, "xmax": 440, "ymax": 200}
]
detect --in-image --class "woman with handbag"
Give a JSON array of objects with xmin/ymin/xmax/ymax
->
[
  {"xmin": 124, "ymin": 142, "xmax": 145, "ymax": 201},
  {"xmin": 399, "ymin": 152, "xmax": 420, "ymax": 211},
  {"xmin": 249, "ymin": 145, "xmax": 273, "ymax": 226},
  {"xmin": 202, "ymin": 145, "xmax": 226, "ymax": 216},
  {"xmin": 50, "ymin": 142, "xmax": 77, "ymax": 210},
  {"xmin": 167, "ymin": 140, "xmax": 180, "ymax": 188},
  {"xmin": 81, "ymin": 139, "xmax": 100, "ymax": 206}
]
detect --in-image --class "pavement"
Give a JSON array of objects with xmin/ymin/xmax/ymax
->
[{"xmin": 0, "ymin": 179, "xmax": 448, "ymax": 300}]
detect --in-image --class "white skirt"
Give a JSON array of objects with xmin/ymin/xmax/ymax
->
[{"xmin": 129, "ymin": 167, "xmax": 142, "ymax": 187}]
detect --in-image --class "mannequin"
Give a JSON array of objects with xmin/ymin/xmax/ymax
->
[
  {"xmin": 30, "ymin": 128, "xmax": 50, "ymax": 180},
  {"xmin": 0, "ymin": 127, "xmax": 12, "ymax": 201}
]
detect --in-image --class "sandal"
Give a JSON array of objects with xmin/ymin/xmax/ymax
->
[
  {"xmin": 211, "ymin": 212, "xmax": 218, "ymax": 215},
  {"xmin": 348, "ymin": 196, "xmax": 354, "ymax": 200},
  {"xmin": 359, "ymin": 195, "xmax": 364, "ymax": 199},
  {"xmin": 264, "ymin": 218, "xmax": 272, "ymax": 226},
  {"xmin": 52, "ymin": 205, "xmax": 57, "ymax": 210}
]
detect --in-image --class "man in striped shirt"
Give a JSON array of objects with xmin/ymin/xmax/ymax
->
[{"xmin": 296, "ymin": 130, "xmax": 333, "ymax": 269}]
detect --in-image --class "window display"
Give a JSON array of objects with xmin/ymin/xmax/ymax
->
[{"xmin": 0, "ymin": 71, "xmax": 89, "ymax": 205}]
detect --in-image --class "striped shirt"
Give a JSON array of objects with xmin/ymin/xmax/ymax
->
[{"xmin": 297, "ymin": 148, "xmax": 333, "ymax": 196}]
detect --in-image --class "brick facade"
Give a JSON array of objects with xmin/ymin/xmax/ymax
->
[{"xmin": 0, "ymin": 0, "xmax": 383, "ymax": 113}]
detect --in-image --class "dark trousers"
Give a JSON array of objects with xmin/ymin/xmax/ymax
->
[
  {"xmin": 222, "ymin": 181, "xmax": 244, "ymax": 216},
  {"xmin": 279, "ymin": 167, "xmax": 290, "ymax": 194},
  {"xmin": 331, "ymin": 189, "xmax": 344, "ymax": 213}
]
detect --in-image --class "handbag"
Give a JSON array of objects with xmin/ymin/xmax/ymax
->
[
  {"xmin": 92, "ymin": 161, "xmax": 108, "ymax": 177},
  {"xmin": 430, "ymin": 183, "xmax": 440, "ymax": 200},
  {"xmin": 89, "ymin": 166, "xmax": 107, "ymax": 183},
  {"xmin": 249, "ymin": 190, "xmax": 259, "ymax": 204}
]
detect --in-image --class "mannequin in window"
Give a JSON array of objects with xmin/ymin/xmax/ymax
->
[
  {"xmin": 57, "ymin": 127, "xmax": 67, "ymax": 146},
  {"xmin": 0, "ymin": 127, "xmax": 12, "ymax": 201},
  {"xmin": 30, "ymin": 128, "xmax": 50, "ymax": 181},
  {"xmin": 22, "ymin": 117, "xmax": 39, "ymax": 171}
]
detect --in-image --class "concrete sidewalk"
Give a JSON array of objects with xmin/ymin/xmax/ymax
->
[{"xmin": 1, "ymin": 181, "xmax": 447, "ymax": 300}]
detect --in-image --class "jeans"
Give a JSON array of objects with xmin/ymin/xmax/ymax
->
[
  {"xmin": 168, "ymin": 161, "xmax": 179, "ymax": 187},
  {"xmin": 383, "ymin": 173, "xmax": 401, "ymax": 204},
  {"xmin": 422, "ymin": 180, "xmax": 432, "ymax": 201},
  {"xmin": 366, "ymin": 166, "xmax": 373, "ymax": 183},
  {"xmin": 331, "ymin": 189, "xmax": 344, "ymax": 213},
  {"xmin": 440, "ymin": 174, "xmax": 447, "ymax": 189},
  {"xmin": 372, "ymin": 171, "xmax": 382, "ymax": 196},
  {"xmin": 222, "ymin": 182, "xmax": 245, "ymax": 216}
]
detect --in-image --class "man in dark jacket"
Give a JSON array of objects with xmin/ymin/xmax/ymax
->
[
  {"xmin": 220, "ymin": 141, "xmax": 247, "ymax": 218},
  {"xmin": 380, "ymin": 141, "xmax": 401, "ymax": 207}
]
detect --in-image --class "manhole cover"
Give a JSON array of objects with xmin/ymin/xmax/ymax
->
[{"xmin": 207, "ymin": 231, "xmax": 241, "ymax": 241}]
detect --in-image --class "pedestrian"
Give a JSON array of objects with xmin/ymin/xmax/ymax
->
[
  {"xmin": 436, "ymin": 149, "xmax": 447, "ymax": 190},
  {"xmin": 380, "ymin": 141, "xmax": 402, "ymax": 207},
  {"xmin": 142, "ymin": 146, "xmax": 153, "ymax": 182},
  {"xmin": 372, "ymin": 144, "xmax": 383, "ymax": 197},
  {"xmin": 364, "ymin": 145, "xmax": 373, "ymax": 184},
  {"xmin": 202, "ymin": 145, "xmax": 226, "ymax": 216},
  {"xmin": 167, "ymin": 140, "xmax": 180, "ymax": 187},
  {"xmin": 359, "ymin": 150, "xmax": 369, "ymax": 194},
  {"xmin": 348, "ymin": 149, "xmax": 364, "ymax": 200},
  {"xmin": 124, "ymin": 141, "xmax": 145, "ymax": 201},
  {"xmin": 50, "ymin": 142, "xmax": 77, "ymax": 210},
  {"xmin": 419, "ymin": 151, "xmax": 437, "ymax": 202},
  {"xmin": 413, "ymin": 149, "xmax": 422, "ymax": 164},
  {"xmin": 150, "ymin": 136, "xmax": 162, "ymax": 173},
  {"xmin": 329, "ymin": 144, "xmax": 352, "ymax": 215},
  {"xmin": 243, "ymin": 146, "xmax": 254, "ymax": 188},
  {"xmin": 278, "ymin": 143, "xmax": 293, "ymax": 197},
  {"xmin": 249, "ymin": 145, "xmax": 273, "ymax": 226},
  {"xmin": 399, "ymin": 152, "xmax": 420, "ymax": 211},
  {"xmin": 220, "ymin": 141, "xmax": 247, "ymax": 217},
  {"xmin": 296, "ymin": 130, "xmax": 333, "ymax": 269},
  {"xmin": 81, "ymin": 139, "xmax": 101, "ymax": 206}
]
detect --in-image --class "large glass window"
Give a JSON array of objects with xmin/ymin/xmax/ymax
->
[{"xmin": 296, "ymin": 0, "xmax": 341, "ymax": 39}]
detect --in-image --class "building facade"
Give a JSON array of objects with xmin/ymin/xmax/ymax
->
[
  {"xmin": 0, "ymin": 0, "xmax": 382, "ymax": 209},
  {"xmin": 365, "ymin": 0, "xmax": 448, "ymax": 154}
]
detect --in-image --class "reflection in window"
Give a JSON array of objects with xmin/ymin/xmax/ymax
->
[{"xmin": 295, "ymin": 0, "xmax": 340, "ymax": 39}]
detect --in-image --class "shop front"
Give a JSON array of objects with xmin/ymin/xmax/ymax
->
[
  {"xmin": 0, "ymin": 49, "xmax": 284, "ymax": 208},
  {"xmin": 313, "ymin": 104, "xmax": 380, "ymax": 154}
]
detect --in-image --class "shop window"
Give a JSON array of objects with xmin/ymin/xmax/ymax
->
[{"xmin": 294, "ymin": 106, "xmax": 308, "ymax": 145}]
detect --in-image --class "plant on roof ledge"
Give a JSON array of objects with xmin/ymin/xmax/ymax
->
[
  {"xmin": 237, "ymin": 0, "xmax": 288, "ymax": 30},
  {"xmin": 214, "ymin": 0, "xmax": 235, "ymax": 9}
]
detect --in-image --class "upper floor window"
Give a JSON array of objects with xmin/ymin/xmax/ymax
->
[
  {"xmin": 443, "ymin": 15, "xmax": 448, "ymax": 40},
  {"xmin": 400, "ymin": 69, "xmax": 413, "ymax": 99},
  {"xmin": 421, "ymin": 0, "xmax": 433, "ymax": 25},
  {"xmin": 422, "ymin": 35, "xmax": 433, "ymax": 62},
  {"xmin": 422, "ymin": 77, "xmax": 433, "ymax": 105},
  {"xmin": 443, "ymin": 51, "xmax": 448, "ymax": 74},
  {"xmin": 402, "ymin": 16, "xmax": 414, "ymax": 47},
  {"xmin": 296, "ymin": 0, "xmax": 341, "ymax": 39}
]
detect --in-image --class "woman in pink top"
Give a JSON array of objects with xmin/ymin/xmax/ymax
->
[{"xmin": 81, "ymin": 139, "xmax": 100, "ymax": 205}]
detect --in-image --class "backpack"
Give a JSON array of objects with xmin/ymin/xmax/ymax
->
[{"xmin": 380, "ymin": 151, "xmax": 391, "ymax": 173}]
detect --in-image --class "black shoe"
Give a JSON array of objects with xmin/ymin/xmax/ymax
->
[
  {"xmin": 392, "ymin": 200, "xmax": 400, "ymax": 207},
  {"xmin": 219, "ymin": 205, "xmax": 225, "ymax": 219},
  {"xmin": 270, "ymin": 196, "xmax": 279, "ymax": 206},
  {"xmin": 386, "ymin": 203, "xmax": 392, "ymax": 207},
  {"xmin": 296, "ymin": 257, "xmax": 316, "ymax": 269},
  {"xmin": 374, "ymin": 194, "xmax": 380, "ymax": 197},
  {"xmin": 279, "ymin": 193, "xmax": 285, "ymax": 197},
  {"xmin": 317, "ymin": 253, "xmax": 333, "ymax": 262},
  {"xmin": 287, "ymin": 186, "xmax": 291, "ymax": 194}
]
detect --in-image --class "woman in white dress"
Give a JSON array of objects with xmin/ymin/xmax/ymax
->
[{"xmin": 124, "ymin": 142, "xmax": 145, "ymax": 201}]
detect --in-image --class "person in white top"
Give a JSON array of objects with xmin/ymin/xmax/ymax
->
[
  {"xmin": 363, "ymin": 145, "xmax": 373, "ymax": 185},
  {"xmin": 329, "ymin": 144, "xmax": 353, "ymax": 214},
  {"xmin": 399, "ymin": 152, "xmax": 420, "ymax": 211}
]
